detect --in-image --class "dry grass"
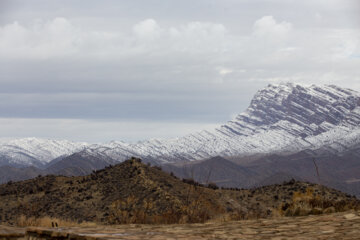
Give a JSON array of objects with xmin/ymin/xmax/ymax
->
[
  {"xmin": 279, "ymin": 187, "xmax": 359, "ymax": 217},
  {"xmin": 2, "ymin": 159, "xmax": 358, "ymax": 226},
  {"xmin": 15, "ymin": 215, "xmax": 96, "ymax": 228},
  {"xmin": 108, "ymin": 184, "xmax": 222, "ymax": 224}
]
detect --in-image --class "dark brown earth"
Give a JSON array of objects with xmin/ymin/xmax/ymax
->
[{"xmin": 0, "ymin": 158, "xmax": 359, "ymax": 226}]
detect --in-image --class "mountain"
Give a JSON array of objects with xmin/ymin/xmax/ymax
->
[
  {"xmin": 0, "ymin": 138, "xmax": 88, "ymax": 168},
  {"xmin": 0, "ymin": 165, "xmax": 45, "ymax": 183},
  {"xmin": 1, "ymin": 83, "xmax": 359, "ymax": 166},
  {"xmin": 77, "ymin": 83, "xmax": 360, "ymax": 163},
  {"xmin": 162, "ymin": 147, "xmax": 360, "ymax": 198},
  {"xmin": 0, "ymin": 158, "xmax": 359, "ymax": 225},
  {"xmin": 1, "ymin": 83, "xmax": 360, "ymax": 196},
  {"xmin": 238, "ymin": 145, "xmax": 360, "ymax": 197},
  {"xmin": 0, "ymin": 152, "xmax": 117, "ymax": 184},
  {"xmin": 46, "ymin": 152, "xmax": 118, "ymax": 176},
  {"xmin": 162, "ymin": 156, "xmax": 259, "ymax": 188}
]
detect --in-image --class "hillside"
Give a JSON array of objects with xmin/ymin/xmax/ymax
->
[
  {"xmin": 0, "ymin": 158, "xmax": 359, "ymax": 225},
  {"xmin": 0, "ymin": 166, "xmax": 44, "ymax": 184}
]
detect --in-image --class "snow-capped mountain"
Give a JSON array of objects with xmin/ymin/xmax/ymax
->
[
  {"xmin": 80, "ymin": 83, "xmax": 360, "ymax": 163},
  {"xmin": 1, "ymin": 83, "xmax": 360, "ymax": 167},
  {"xmin": 0, "ymin": 138, "xmax": 88, "ymax": 167}
]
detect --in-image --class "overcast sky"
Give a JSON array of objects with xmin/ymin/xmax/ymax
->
[{"xmin": 0, "ymin": 0, "xmax": 359, "ymax": 142}]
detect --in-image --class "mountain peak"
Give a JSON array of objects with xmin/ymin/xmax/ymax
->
[
  {"xmin": 0, "ymin": 138, "xmax": 89, "ymax": 167},
  {"xmin": 250, "ymin": 82, "xmax": 358, "ymax": 108},
  {"xmin": 239, "ymin": 83, "xmax": 360, "ymax": 127}
]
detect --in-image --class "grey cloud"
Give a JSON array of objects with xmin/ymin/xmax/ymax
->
[
  {"xmin": 0, "ymin": 91, "xmax": 252, "ymax": 122},
  {"xmin": 0, "ymin": 1, "xmax": 359, "ymax": 141}
]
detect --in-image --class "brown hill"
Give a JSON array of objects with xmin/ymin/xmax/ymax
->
[{"xmin": 0, "ymin": 158, "xmax": 359, "ymax": 226}]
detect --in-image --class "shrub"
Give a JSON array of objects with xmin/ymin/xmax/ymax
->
[
  {"xmin": 15, "ymin": 215, "xmax": 92, "ymax": 228},
  {"xmin": 153, "ymin": 166, "xmax": 162, "ymax": 171},
  {"xmin": 207, "ymin": 182, "xmax": 219, "ymax": 190},
  {"xmin": 278, "ymin": 187, "xmax": 359, "ymax": 217}
]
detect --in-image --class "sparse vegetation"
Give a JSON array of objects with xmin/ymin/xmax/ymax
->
[
  {"xmin": 0, "ymin": 159, "xmax": 358, "ymax": 226},
  {"xmin": 279, "ymin": 187, "xmax": 360, "ymax": 217},
  {"xmin": 15, "ymin": 215, "xmax": 95, "ymax": 228}
]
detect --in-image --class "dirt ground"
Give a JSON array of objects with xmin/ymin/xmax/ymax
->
[{"xmin": 1, "ymin": 210, "xmax": 360, "ymax": 239}]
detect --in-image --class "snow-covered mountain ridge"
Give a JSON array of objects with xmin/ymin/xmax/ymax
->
[
  {"xmin": 1, "ymin": 82, "xmax": 360, "ymax": 166},
  {"xmin": 0, "ymin": 138, "xmax": 88, "ymax": 167},
  {"xmin": 81, "ymin": 83, "xmax": 360, "ymax": 163}
]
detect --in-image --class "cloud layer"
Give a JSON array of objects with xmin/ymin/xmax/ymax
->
[{"xmin": 0, "ymin": 0, "xmax": 359, "ymax": 141}]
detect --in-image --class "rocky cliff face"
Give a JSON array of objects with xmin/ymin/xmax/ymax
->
[{"xmin": 226, "ymin": 83, "xmax": 360, "ymax": 136}]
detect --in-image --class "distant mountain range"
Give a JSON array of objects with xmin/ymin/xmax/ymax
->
[
  {"xmin": 1, "ymin": 83, "xmax": 360, "ymax": 196},
  {"xmin": 0, "ymin": 138, "xmax": 88, "ymax": 168}
]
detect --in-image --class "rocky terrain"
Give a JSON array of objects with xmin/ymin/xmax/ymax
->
[{"xmin": 0, "ymin": 158, "xmax": 359, "ymax": 226}]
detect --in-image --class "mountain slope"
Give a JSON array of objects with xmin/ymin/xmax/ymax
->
[
  {"xmin": 0, "ymin": 165, "xmax": 45, "ymax": 183},
  {"xmin": 46, "ymin": 152, "xmax": 118, "ymax": 176},
  {"xmin": 162, "ymin": 156, "xmax": 259, "ymax": 188},
  {"xmin": 234, "ymin": 143, "xmax": 360, "ymax": 197}
]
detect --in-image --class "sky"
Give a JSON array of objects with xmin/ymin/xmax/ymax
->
[{"xmin": 0, "ymin": 0, "xmax": 359, "ymax": 142}]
